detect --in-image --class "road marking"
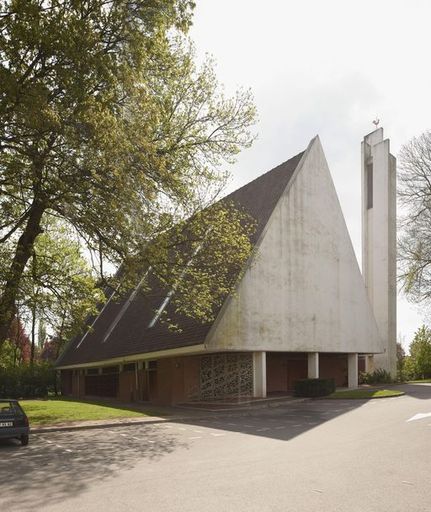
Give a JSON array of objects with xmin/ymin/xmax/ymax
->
[
  {"xmin": 210, "ymin": 433, "xmax": 225, "ymax": 437},
  {"xmin": 312, "ymin": 489, "xmax": 323, "ymax": 494},
  {"xmin": 56, "ymin": 445, "xmax": 63, "ymax": 449},
  {"xmin": 132, "ymin": 436, "xmax": 140, "ymax": 440},
  {"xmin": 406, "ymin": 412, "xmax": 431, "ymax": 422},
  {"xmin": 120, "ymin": 433, "xmax": 127, "ymax": 437},
  {"xmin": 46, "ymin": 440, "xmax": 53, "ymax": 444},
  {"xmin": 402, "ymin": 481, "xmax": 414, "ymax": 486},
  {"xmin": 65, "ymin": 449, "xmax": 72, "ymax": 453},
  {"xmin": 256, "ymin": 428, "xmax": 270, "ymax": 432},
  {"xmin": 188, "ymin": 436, "xmax": 202, "ymax": 440},
  {"xmin": 293, "ymin": 424, "xmax": 302, "ymax": 427},
  {"xmin": 193, "ymin": 430, "xmax": 203, "ymax": 433}
]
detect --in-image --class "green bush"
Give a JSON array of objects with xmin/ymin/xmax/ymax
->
[
  {"xmin": 293, "ymin": 378, "xmax": 336, "ymax": 397},
  {"xmin": 0, "ymin": 363, "xmax": 57, "ymax": 398},
  {"xmin": 359, "ymin": 368, "xmax": 393, "ymax": 385}
]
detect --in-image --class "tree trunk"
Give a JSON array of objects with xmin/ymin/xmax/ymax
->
[
  {"xmin": 0, "ymin": 197, "xmax": 46, "ymax": 348},
  {"xmin": 30, "ymin": 305, "xmax": 36, "ymax": 365}
]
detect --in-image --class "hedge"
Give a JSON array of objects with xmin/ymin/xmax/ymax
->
[
  {"xmin": 0, "ymin": 363, "xmax": 57, "ymax": 398},
  {"xmin": 293, "ymin": 378, "xmax": 336, "ymax": 397}
]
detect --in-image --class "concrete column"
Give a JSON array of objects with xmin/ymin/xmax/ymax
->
[
  {"xmin": 348, "ymin": 353, "xmax": 359, "ymax": 388},
  {"xmin": 308, "ymin": 352, "xmax": 319, "ymax": 379},
  {"xmin": 252, "ymin": 352, "xmax": 267, "ymax": 398},
  {"xmin": 365, "ymin": 355, "xmax": 374, "ymax": 373}
]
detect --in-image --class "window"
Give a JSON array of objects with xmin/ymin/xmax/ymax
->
[
  {"xmin": 122, "ymin": 363, "xmax": 136, "ymax": 372},
  {"xmin": 367, "ymin": 163, "xmax": 373, "ymax": 209},
  {"xmin": 87, "ymin": 368, "xmax": 99, "ymax": 376},
  {"xmin": 102, "ymin": 366, "xmax": 119, "ymax": 374}
]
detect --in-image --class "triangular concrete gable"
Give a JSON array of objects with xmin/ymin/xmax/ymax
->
[{"xmin": 205, "ymin": 137, "xmax": 383, "ymax": 354}]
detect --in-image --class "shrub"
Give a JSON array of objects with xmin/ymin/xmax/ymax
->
[
  {"xmin": 359, "ymin": 368, "xmax": 393, "ymax": 385},
  {"xmin": 0, "ymin": 363, "xmax": 57, "ymax": 398},
  {"xmin": 293, "ymin": 378, "xmax": 336, "ymax": 397}
]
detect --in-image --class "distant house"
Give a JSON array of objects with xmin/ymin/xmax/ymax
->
[{"xmin": 56, "ymin": 129, "xmax": 396, "ymax": 404}]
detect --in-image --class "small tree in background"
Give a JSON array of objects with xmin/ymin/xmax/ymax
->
[
  {"xmin": 396, "ymin": 340, "xmax": 406, "ymax": 381},
  {"xmin": 409, "ymin": 325, "xmax": 431, "ymax": 379}
]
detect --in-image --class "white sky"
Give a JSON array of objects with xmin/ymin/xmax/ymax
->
[{"xmin": 190, "ymin": 0, "xmax": 431, "ymax": 352}]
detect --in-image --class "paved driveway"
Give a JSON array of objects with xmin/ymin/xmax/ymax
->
[{"xmin": 1, "ymin": 383, "xmax": 431, "ymax": 512}]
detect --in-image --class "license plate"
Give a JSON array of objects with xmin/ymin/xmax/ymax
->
[{"xmin": 0, "ymin": 422, "xmax": 13, "ymax": 427}]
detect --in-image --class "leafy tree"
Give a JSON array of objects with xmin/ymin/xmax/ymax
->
[
  {"xmin": 399, "ymin": 132, "xmax": 431, "ymax": 306},
  {"xmin": 409, "ymin": 324, "xmax": 431, "ymax": 379},
  {"xmin": 3, "ymin": 317, "xmax": 31, "ymax": 366},
  {"xmin": 396, "ymin": 340, "xmax": 406, "ymax": 380},
  {"xmin": 18, "ymin": 219, "xmax": 104, "ymax": 359},
  {"xmin": 0, "ymin": 0, "xmax": 257, "ymax": 348}
]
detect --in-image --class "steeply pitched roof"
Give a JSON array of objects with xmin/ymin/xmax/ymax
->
[{"xmin": 56, "ymin": 149, "xmax": 305, "ymax": 367}]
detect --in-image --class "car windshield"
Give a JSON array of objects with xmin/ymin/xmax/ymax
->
[{"xmin": 0, "ymin": 402, "xmax": 23, "ymax": 417}]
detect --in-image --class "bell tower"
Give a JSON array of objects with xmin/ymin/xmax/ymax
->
[{"xmin": 361, "ymin": 127, "xmax": 397, "ymax": 376}]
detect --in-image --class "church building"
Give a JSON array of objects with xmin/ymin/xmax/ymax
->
[{"xmin": 56, "ymin": 128, "xmax": 397, "ymax": 405}]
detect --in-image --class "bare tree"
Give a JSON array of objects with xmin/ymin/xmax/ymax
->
[{"xmin": 398, "ymin": 131, "xmax": 431, "ymax": 306}]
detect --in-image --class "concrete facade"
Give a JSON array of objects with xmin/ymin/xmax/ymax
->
[
  {"xmin": 361, "ymin": 128, "xmax": 397, "ymax": 376},
  {"xmin": 205, "ymin": 137, "xmax": 383, "ymax": 356}
]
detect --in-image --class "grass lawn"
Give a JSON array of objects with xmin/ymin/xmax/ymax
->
[
  {"xmin": 407, "ymin": 379, "xmax": 431, "ymax": 384},
  {"xmin": 20, "ymin": 398, "xmax": 149, "ymax": 426},
  {"xmin": 327, "ymin": 389, "xmax": 405, "ymax": 399}
]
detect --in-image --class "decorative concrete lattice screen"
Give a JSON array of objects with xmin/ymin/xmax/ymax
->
[{"xmin": 199, "ymin": 353, "xmax": 253, "ymax": 400}]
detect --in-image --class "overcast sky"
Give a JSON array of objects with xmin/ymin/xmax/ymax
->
[{"xmin": 190, "ymin": 0, "xmax": 431, "ymax": 351}]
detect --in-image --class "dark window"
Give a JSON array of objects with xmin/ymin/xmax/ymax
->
[
  {"xmin": 123, "ymin": 363, "xmax": 136, "ymax": 372},
  {"xmin": 148, "ymin": 360, "xmax": 157, "ymax": 371},
  {"xmin": 87, "ymin": 368, "xmax": 99, "ymax": 375},
  {"xmin": 85, "ymin": 374, "xmax": 119, "ymax": 397},
  {"xmin": 367, "ymin": 163, "xmax": 373, "ymax": 209},
  {"xmin": 102, "ymin": 366, "xmax": 119, "ymax": 374}
]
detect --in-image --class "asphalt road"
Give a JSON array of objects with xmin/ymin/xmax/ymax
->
[{"xmin": 1, "ymin": 383, "xmax": 431, "ymax": 512}]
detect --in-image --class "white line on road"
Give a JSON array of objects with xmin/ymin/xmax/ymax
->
[
  {"xmin": 188, "ymin": 436, "xmax": 202, "ymax": 440},
  {"xmin": 210, "ymin": 433, "xmax": 225, "ymax": 437},
  {"xmin": 407, "ymin": 412, "xmax": 431, "ymax": 422}
]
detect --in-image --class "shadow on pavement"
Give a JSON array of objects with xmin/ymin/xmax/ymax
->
[
  {"xmin": 0, "ymin": 423, "xmax": 183, "ymax": 511},
  {"xmin": 1, "ymin": 382, "xmax": 429, "ymax": 511}
]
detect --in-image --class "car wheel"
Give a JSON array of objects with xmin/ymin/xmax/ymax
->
[{"xmin": 21, "ymin": 434, "xmax": 29, "ymax": 446}]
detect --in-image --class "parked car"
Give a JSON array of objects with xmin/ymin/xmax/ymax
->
[{"xmin": 0, "ymin": 399, "xmax": 30, "ymax": 446}]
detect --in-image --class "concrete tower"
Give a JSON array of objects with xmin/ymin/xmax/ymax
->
[{"xmin": 361, "ymin": 128, "xmax": 397, "ymax": 376}]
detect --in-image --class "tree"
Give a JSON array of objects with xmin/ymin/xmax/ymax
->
[
  {"xmin": 396, "ymin": 339, "xmax": 406, "ymax": 380},
  {"xmin": 409, "ymin": 324, "xmax": 431, "ymax": 379},
  {"xmin": 399, "ymin": 132, "xmax": 431, "ymax": 306},
  {"xmin": 0, "ymin": 1, "xmax": 257, "ymax": 348},
  {"xmin": 6, "ymin": 317, "xmax": 30, "ymax": 366},
  {"xmin": 18, "ymin": 219, "xmax": 103, "ymax": 360}
]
